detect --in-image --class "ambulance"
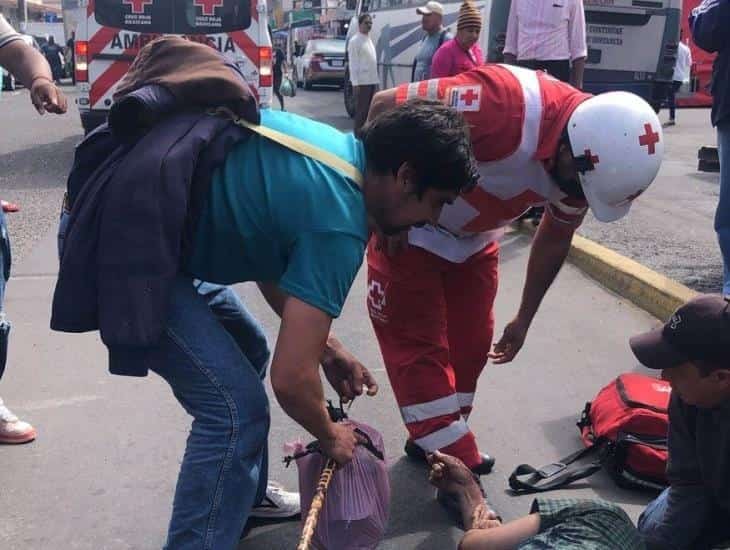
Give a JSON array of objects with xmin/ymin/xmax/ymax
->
[{"xmin": 72, "ymin": 0, "xmax": 272, "ymax": 134}]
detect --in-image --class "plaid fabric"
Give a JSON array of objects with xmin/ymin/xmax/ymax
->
[{"xmin": 516, "ymin": 498, "xmax": 646, "ymax": 550}]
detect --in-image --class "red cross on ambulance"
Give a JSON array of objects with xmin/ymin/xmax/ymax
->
[
  {"xmin": 194, "ymin": 0, "xmax": 224, "ymax": 16},
  {"xmin": 123, "ymin": 0, "xmax": 152, "ymax": 15}
]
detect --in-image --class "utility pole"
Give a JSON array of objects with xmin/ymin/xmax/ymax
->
[{"xmin": 17, "ymin": 0, "xmax": 28, "ymax": 32}]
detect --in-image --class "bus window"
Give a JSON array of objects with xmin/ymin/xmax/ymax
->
[{"xmin": 94, "ymin": 0, "xmax": 251, "ymax": 34}]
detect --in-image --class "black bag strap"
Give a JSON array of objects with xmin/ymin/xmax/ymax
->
[{"xmin": 508, "ymin": 437, "xmax": 610, "ymax": 494}]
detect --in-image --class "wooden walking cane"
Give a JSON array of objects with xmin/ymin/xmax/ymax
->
[{"xmin": 297, "ymin": 457, "xmax": 337, "ymax": 550}]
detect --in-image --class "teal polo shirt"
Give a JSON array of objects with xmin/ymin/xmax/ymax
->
[{"xmin": 187, "ymin": 110, "xmax": 368, "ymax": 318}]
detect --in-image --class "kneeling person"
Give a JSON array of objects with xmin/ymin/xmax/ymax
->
[{"xmin": 632, "ymin": 295, "xmax": 730, "ymax": 550}]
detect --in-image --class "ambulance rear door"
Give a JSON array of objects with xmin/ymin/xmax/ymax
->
[{"xmin": 76, "ymin": 0, "xmax": 268, "ymax": 133}]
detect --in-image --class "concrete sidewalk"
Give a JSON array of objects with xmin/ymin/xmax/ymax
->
[{"xmin": 0, "ymin": 227, "xmax": 660, "ymax": 549}]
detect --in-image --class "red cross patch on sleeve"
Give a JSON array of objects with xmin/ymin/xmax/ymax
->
[{"xmin": 446, "ymin": 85, "xmax": 482, "ymax": 112}]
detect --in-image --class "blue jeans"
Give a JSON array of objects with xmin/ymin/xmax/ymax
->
[
  {"xmin": 638, "ymin": 485, "xmax": 730, "ymax": 550},
  {"xmin": 715, "ymin": 120, "xmax": 730, "ymax": 295},
  {"xmin": 58, "ymin": 211, "xmax": 272, "ymax": 548},
  {"xmin": 151, "ymin": 276, "xmax": 270, "ymax": 550},
  {"xmin": 193, "ymin": 280, "xmax": 271, "ymax": 510},
  {"xmin": 0, "ymin": 207, "xmax": 11, "ymax": 380}
]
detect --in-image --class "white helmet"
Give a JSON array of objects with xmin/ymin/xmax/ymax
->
[{"xmin": 567, "ymin": 91, "xmax": 663, "ymax": 222}]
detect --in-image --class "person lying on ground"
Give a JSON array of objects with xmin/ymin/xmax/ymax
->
[
  {"xmin": 428, "ymin": 451, "xmax": 645, "ymax": 550},
  {"xmin": 631, "ymin": 294, "xmax": 730, "ymax": 550}
]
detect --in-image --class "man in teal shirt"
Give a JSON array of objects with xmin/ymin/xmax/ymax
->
[{"xmin": 153, "ymin": 99, "xmax": 477, "ymax": 549}]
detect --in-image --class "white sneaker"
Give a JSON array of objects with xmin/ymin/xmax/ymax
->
[
  {"xmin": 0, "ymin": 399, "xmax": 36, "ymax": 444},
  {"xmin": 250, "ymin": 481, "xmax": 300, "ymax": 519}
]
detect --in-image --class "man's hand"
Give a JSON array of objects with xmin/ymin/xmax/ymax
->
[
  {"xmin": 319, "ymin": 422, "xmax": 366, "ymax": 465},
  {"xmin": 321, "ymin": 335, "xmax": 378, "ymax": 402},
  {"xmin": 488, "ymin": 317, "xmax": 529, "ymax": 364},
  {"xmin": 374, "ymin": 229, "xmax": 409, "ymax": 257},
  {"xmin": 30, "ymin": 78, "xmax": 67, "ymax": 115}
]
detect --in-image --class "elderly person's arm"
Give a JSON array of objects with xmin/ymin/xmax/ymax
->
[
  {"xmin": 428, "ymin": 451, "xmax": 541, "ymax": 550},
  {"xmin": 0, "ymin": 16, "xmax": 66, "ymax": 114}
]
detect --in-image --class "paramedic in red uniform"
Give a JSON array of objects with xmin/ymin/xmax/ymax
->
[{"xmin": 366, "ymin": 64, "xmax": 665, "ymax": 477}]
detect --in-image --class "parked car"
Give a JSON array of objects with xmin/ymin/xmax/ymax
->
[
  {"xmin": 2, "ymin": 34, "xmax": 41, "ymax": 91},
  {"xmin": 294, "ymin": 38, "xmax": 346, "ymax": 90}
]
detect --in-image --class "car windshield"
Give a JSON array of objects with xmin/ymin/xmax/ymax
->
[{"xmin": 310, "ymin": 39, "xmax": 345, "ymax": 54}]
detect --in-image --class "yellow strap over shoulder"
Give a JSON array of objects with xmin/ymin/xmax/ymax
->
[{"xmin": 234, "ymin": 117, "xmax": 364, "ymax": 188}]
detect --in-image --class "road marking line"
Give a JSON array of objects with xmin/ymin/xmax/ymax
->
[{"xmin": 21, "ymin": 395, "xmax": 102, "ymax": 411}]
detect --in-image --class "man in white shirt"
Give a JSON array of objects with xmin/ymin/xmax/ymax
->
[
  {"xmin": 503, "ymin": 0, "xmax": 587, "ymax": 89},
  {"xmin": 665, "ymin": 31, "xmax": 693, "ymax": 127},
  {"xmin": 348, "ymin": 13, "xmax": 379, "ymax": 136}
]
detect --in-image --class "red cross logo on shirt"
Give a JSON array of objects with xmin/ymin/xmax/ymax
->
[
  {"xmin": 368, "ymin": 281, "xmax": 387, "ymax": 311},
  {"xmin": 460, "ymin": 88, "xmax": 479, "ymax": 106},
  {"xmin": 638, "ymin": 123, "xmax": 660, "ymax": 155},
  {"xmin": 194, "ymin": 0, "xmax": 224, "ymax": 16},
  {"xmin": 123, "ymin": 0, "xmax": 153, "ymax": 14}
]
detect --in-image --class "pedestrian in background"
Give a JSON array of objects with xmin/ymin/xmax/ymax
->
[
  {"xmin": 348, "ymin": 13, "xmax": 379, "ymax": 137},
  {"xmin": 503, "ymin": 0, "xmax": 587, "ymax": 89},
  {"xmin": 664, "ymin": 30, "xmax": 692, "ymax": 127},
  {"xmin": 412, "ymin": 1, "xmax": 451, "ymax": 82},
  {"xmin": 430, "ymin": 1, "xmax": 483, "ymax": 78},
  {"xmin": 273, "ymin": 41, "xmax": 287, "ymax": 111},
  {"xmin": 41, "ymin": 35, "xmax": 65, "ymax": 84},
  {"xmin": 66, "ymin": 31, "xmax": 76, "ymax": 86},
  {"xmin": 690, "ymin": 0, "xmax": 730, "ymax": 298},
  {"xmin": 0, "ymin": 13, "xmax": 66, "ymax": 444}
]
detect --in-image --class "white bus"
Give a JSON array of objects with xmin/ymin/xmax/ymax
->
[{"xmin": 343, "ymin": 0, "xmax": 681, "ymax": 115}]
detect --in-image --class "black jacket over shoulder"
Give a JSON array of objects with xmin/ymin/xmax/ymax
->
[{"xmin": 51, "ymin": 37, "xmax": 256, "ymax": 376}]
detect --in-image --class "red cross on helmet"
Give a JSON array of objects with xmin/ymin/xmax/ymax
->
[{"xmin": 566, "ymin": 91, "xmax": 664, "ymax": 222}]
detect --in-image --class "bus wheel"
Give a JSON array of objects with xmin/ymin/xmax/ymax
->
[{"xmin": 344, "ymin": 68, "xmax": 355, "ymax": 119}]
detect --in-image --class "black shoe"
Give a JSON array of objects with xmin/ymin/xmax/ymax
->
[
  {"xmin": 404, "ymin": 438, "xmax": 428, "ymax": 461},
  {"xmin": 472, "ymin": 453, "xmax": 496, "ymax": 476},
  {"xmin": 404, "ymin": 439, "xmax": 495, "ymax": 475}
]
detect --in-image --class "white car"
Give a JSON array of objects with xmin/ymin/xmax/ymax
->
[{"xmin": 294, "ymin": 38, "xmax": 346, "ymax": 90}]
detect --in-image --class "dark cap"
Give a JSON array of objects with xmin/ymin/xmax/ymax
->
[{"xmin": 630, "ymin": 294, "xmax": 730, "ymax": 369}]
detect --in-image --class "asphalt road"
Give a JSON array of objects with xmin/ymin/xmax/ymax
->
[{"xmin": 3, "ymin": 222, "xmax": 660, "ymax": 550}]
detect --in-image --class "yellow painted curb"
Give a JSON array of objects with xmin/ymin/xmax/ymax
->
[{"xmin": 516, "ymin": 222, "xmax": 698, "ymax": 321}]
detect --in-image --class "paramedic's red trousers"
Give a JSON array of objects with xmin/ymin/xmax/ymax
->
[{"xmin": 366, "ymin": 239, "xmax": 499, "ymax": 469}]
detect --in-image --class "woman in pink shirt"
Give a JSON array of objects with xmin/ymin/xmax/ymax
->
[{"xmin": 430, "ymin": 1, "xmax": 483, "ymax": 78}]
